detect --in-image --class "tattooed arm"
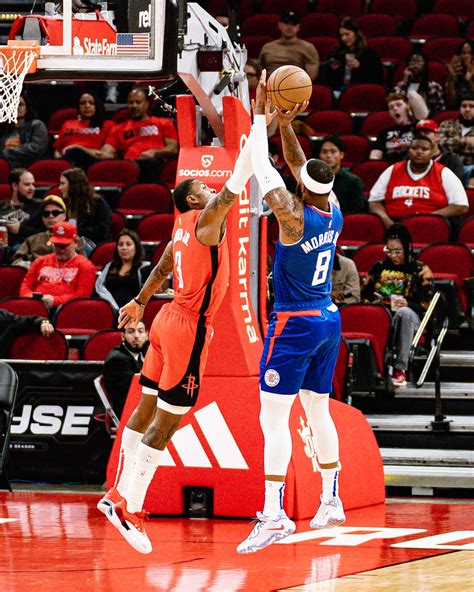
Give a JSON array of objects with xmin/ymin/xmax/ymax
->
[
  {"xmin": 118, "ymin": 241, "xmax": 173, "ymax": 328},
  {"xmin": 196, "ymin": 185, "xmax": 240, "ymax": 246},
  {"xmin": 264, "ymin": 186, "xmax": 305, "ymax": 244}
]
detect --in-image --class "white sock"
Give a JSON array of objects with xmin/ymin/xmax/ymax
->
[
  {"xmin": 320, "ymin": 467, "xmax": 340, "ymax": 501},
  {"xmin": 125, "ymin": 442, "xmax": 163, "ymax": 513},
  {"xmin": 114, "ymin": 427, "xmax": 142, "ymax": 497},
  {"xmin": 263, "ymin": 480, "xmax": 285, "ymax": 517}
]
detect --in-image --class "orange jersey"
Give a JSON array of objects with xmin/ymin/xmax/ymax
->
[{"xmin": 172, "ymin": 209, "xmax": 229, "ymax": 320}]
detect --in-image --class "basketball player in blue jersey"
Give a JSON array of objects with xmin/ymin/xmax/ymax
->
[{"xmin": 238, "ymin": 73, "xmax": 345, "ymax": 554}]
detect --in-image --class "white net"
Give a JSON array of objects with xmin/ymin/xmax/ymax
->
[{"xmin": 0, "ymin": 49, "xmax": 37, "ymax": 124}]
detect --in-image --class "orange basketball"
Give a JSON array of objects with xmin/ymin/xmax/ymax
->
[{"xmin": 266, "ymin": 65, "xmax": 312, "ymax": 111}]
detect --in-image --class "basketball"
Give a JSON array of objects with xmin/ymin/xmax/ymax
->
[{"xmin": 266, "ymin": 65, "xmax": 312, "ymax": 111}]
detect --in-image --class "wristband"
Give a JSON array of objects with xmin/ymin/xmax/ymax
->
[{"xmin": 134, "ymin": 298, "xmax": 145, "ymax": 307}]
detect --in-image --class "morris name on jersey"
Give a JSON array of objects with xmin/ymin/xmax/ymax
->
[{"xmin": 301, "ymin": 230, "xmax": 339, "ymax": 254}]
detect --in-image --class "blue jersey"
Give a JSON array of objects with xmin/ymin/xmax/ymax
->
[{"xmin": 272, "ymin": 202, "xmax": 343, "ymax": 311}]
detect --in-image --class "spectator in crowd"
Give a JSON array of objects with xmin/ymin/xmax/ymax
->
[
  {"xmin": 53, "ymin": 91, "xmax": 114, "ymax": 161},
  {"xmin": 0, "ymin": 309, "xmax": 54, "ymax": 358},
  {"xmin": 415, "ymin": 119, "xmax": 465, "ymax": 184},
  {"xmin": 59, "ymin": 167, "xmax": 112, "ymax": 249},
  {"xmin": 244, "ymin": 59, "xmax": 262, "ymax": 103},
  {"xmin": 330, "ymin": 253, "xmax": 361, "ymax": 305},
  {"xmin": 19, "ymin": 221, "xmax": 97, "ymax": 310},
  {"xmin": 95, "ymin": 229, "xmax": 152, "ymax": 313},
  {"xmin": 0, "ymin": 91, "xmax": 48, "ymax": 168},
  {"xmin": 0, "ymin": 168, "xmax": 43, "ymax": 251},
  {"xmin": 394, "ymin": 52, "xmax": 446, "ymax": 116},
  {"xmin": 370, "ymin": 92, "xmax": 429, "ymax": 162},
  {"xmin": 439, "ymin": 94, "xmax": 474, "ymax": 187},
  {"xmin": 361, "ymin": 224, "xmax": 434, "ymax": 388},
  {"xmin": 368, "ymin": 135, "xmax": 469, "ymax": 228},
  {"xmin": 316, "ymin": 135, "xmax": 366, "ymax": 213},
  {"xmin": 103, "ymin": 321, "xmax": 149, "ymax": 418},
  {"xmin": 259, "ymin": 10, "xmax": 319, "ymax": 81},
  {"xmin": 324, "ymin": 17, "xmax": 383, "ymax": 92},
  {"xmin": 446, "ymin": 41, "xmax": 474, "ymax": 108}
]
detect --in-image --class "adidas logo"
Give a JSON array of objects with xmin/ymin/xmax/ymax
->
[{"xmin": 160, "ymin": 401, "xmax": 249, "ymax": 469}]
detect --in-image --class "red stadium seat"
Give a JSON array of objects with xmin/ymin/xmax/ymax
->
[
  {"xmin": 0, "ymin": 266, "xmax": 27, "ymax": 299},
  {"xmin": 47, "ymin": 107, "xmax": 78, "ymax": 136},
  {"xmin": 340, "ymin": 135, "xmax": 371, "ymax": 166},
  {"xmin": 117, "ymin": 183, "xmax": 172, "ymax": 216},
  {"xmin": 305, "ymin": 110, "xmax": 353, "ymax": 136},
  {"xmin": 400, "ymin": 214, "xmax": 451, "ymax": 248},
  {"xmin": 159, "ymin": 158, "xmax": 178, "ymax": 188},
  {"xmin": 339, "ymin": 84, "xmax": 388, "ymax": 114},
  {"xmin": 350, "ymin": 160, "xmax": 391, "ymax": 194},
  {"xmin": 28, "ymin": 159, "xmax": 71, "ymax": 187},
  {"xmin": 465, "ymin": 188, "xmax": 474, "ymax": 218},
  {"xmin": 111, "ymin": 210, "xmax": 126, "ymax": 240},
  {"xmin": 433, "ymin": 0, "xmax": 474, "ymax": 21},
  {"xmin": 316, "ymin": 0, "xmax": 363, "ymax": 17},
  {"xmin": 457, "ymin": 216, "xmax": 474, "ymax": 247},
  {"xmin": 357, "ymin": 13, "xmax": 398, "ymax": 37},
  {"xmin": 423, "ymin": 37, "xmax": 466, "ymax": 63},
  {"xmin": 352, "ymin": 242, "xmax": 386, "ymax": 274},
  {"xmin": 151, "ymin": 241, "xmax": 170, "ymax": 266},
  {"xmin": 299, "ymin": 13, "xmax": 339, "ymax": 38},
  {"xmin": 360, "ymin": 111, "xmax": 394, "ymax": 141},
  {"xmin": 136, "ymin": 213, "xmax": 175, "ymax": 244},
  {"xmin": 142, "ymin": 297, "xmax": 172, "ymax": 330},
  {"xmin": 369, "ymin": 0, "xmax": 417, "ymax": 21},
  {"xmin": 0, "ymin": 296, "xmax": 49, "ymax": 317},
  {"xmin": 339, "ymin": 214, "xmax": 385, "ymax": 247},
  {"xmin": 433, "ymin": 110, "xmax": 459, "ymax": 125},
  {"xmin": 88, "ymin": 160, "xmax": 140, "ymax": 189},
  {"xmin": 241, "ymin": 14, "xmax": 279, "ymax": 37},
  {"xmin": 307, "ymin": 84, "xmax": 334, "ymax": 111},
  {"xmin": 89, "ymin": 241, "xmax": 116, "ymax": 270},
  {"xmin": 259, "ymin": 0, "xmax": 308, "ymax": 16},
  {"xmin": 0, "ymin": 158, "xmax": 10, "ymax": 183},
  {"xmin": 410, "ymin": 14, "xmax": 460, "ymax": 41},
  {"xmin": 367, "ymin": 36, "xmax": 412, "ymax": 65},
  {"xmin": 9, "ymin": 330, "xmax": 68, "ymax": 360},
  {"xmin": 54, "ymin": 298, "xmax": 116, "ymax": 336},
  {"xmin": 240, "ymin": 35, "xmax": 273, "ymax": 59},
  {"xmin": 468, "ymin": 19, "xmax": 474, "ymax": 40},
  {"xmin": 305, "ymin": 37, "xmax": 337, "ymax": 62},
  {"xmin": 110, "ymin": 107, "xmax": 130, "ymax": 123},
  {"xmin": 82, "ymin": 329, "xmax": 123, "ymax": 361},
  {"xmin": 0, "ymin": 184, "xmax": 10, "ymax": 201}
]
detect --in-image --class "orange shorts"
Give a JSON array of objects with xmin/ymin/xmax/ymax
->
[{"xmin": 140, "ymin": 302, "xmax": 213, "ymax": 407}]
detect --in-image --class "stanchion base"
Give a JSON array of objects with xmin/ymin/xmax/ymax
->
[{"xmin": 431, "ymin": 418, "xmax": 451, "ymax": 432}]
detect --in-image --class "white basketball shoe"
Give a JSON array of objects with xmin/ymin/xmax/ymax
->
[
  {"xmin": 236, "ymin": 511, "xmax": 296, "ymax": 554},
  {"xmin": 310, "ymin": 495, "xmax": 346, "ymax": 529}
]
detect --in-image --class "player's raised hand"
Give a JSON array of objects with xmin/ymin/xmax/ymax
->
[
  {"xmin": 275, "ymin": 100, "xmax": 309, "ymax": 127},
  {"xmin": 254, "ymin": 69, "xmax": 267, "ymax": 114},
  {"xmin": 251, "ymin": 97, "xmax": 278, "ymax": 126},
  {"xmin": 118, "ymin": 299, "xmax": 145, "ymax": 329}
]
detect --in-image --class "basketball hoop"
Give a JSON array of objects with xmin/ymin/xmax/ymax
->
[{"xmin": 0, "ymin": 41, "xmax": 40, "ymax": 124}]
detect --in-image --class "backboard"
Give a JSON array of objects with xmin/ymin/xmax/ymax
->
[{"xmin": 8, "ymin": 0, "xmax": 177, "ymax": 81}]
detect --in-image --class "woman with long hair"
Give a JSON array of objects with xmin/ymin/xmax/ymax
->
[
  {"xmin": 0, "ymin": 91, "xmax": 48, "ymax": 167},
  {"xmin": 325, "ymin": 17, "xmax": 383, "ymax": 91},
  {"xmin": 446, "ymin": 41, "xmax": 474, "ymax": 108},
  {"xmin": 95, "ymin": 229, "xmax": 151, "ymax": 311},
  {"xmin": 59, "ymin": 167, "xmax": 112, "ymax": 247}
]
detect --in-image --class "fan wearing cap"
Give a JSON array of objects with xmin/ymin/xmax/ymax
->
[
  {"xmin": 415, "ymin": 119, "xmax": 464, "ymax": 184},
  {"xmin": 259, "ymin": 10, "xmax": 319, "ymax": 80},
  {"xmin": 19, "ymin": 221, "xmax": 96, "ymax": 309}
]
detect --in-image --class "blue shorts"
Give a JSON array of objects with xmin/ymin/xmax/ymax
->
[{"xmin": 260, "ymin": 304, "xmax": 341, "ymax": 395}]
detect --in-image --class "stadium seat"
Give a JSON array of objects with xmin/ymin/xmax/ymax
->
[
  {"xmin": 419, "ymin": 243, "xmax": 473, "ymax": 314},
  {"xmin": 0, "ymin": 158, "xmax": 10, "ymax": 183},
  {"xmin": 54, "ymin": 298, "xmax": 116, "ymax": 336},
  {"xmin": 240, "ymin": 35, "xmax": 273, "ymax": 59},
  {"xmin": 369, "ymin": 0, "xmax": 417, "ymax": 21},
  {"xmin": 0, "ymin": 184, "xmax": 10, "ymax": 201},
  {"xmin": 136, "ymin": 213, "xmax": 175, "ymax": 244},
  {"xmin": 9, "ymin": 331, "xmax": 68, "ymax": 360},
  {"xmin": 457, "ymin": 216, "xmax": 474, "ymax": 248},
  {"xmin": 465, "ymin": 188, "xmax": 474, "ymax": 218},
  {"xmin": 307, "ymin": 84, "xmax": 334, "ymax": 111},
  {"xmin": 299, "ymin": 13, "xmax": 339, "ymax": 38},
  {"xmin": 350, "ymin": 160, "xmax": 391, "ymax": 194},
  {"xmin": 357, "ymin": 13, "xmax": 398, "ymax": 37},
  {"xmin": 305, "ymin": 110, "xmax": 353, "ymax": 136},
  {"xmin": 142, "ymin": 297, "xmax": 172, "ymax": 330},
  {"xmin": 151, "ymin": 241, "xmax": 170, "ymax": 266},
  {"xmin": 159, "ymin": 158, "xmax": 178, "ymax": 188},
  {"xmin": 259, "ymin": 0, "xmax": 308, "ymax": 16},
  {"xmin": 305, "ymin": 37, "xmax": 337, "ymax": 62},
  {"xmin": 433, "ymin": 0, "xmax": 474, "ymax": 21},
  {"xmin": 361, "ymin": 111, "xmax": 395, "ymax": 141},
  {"xmin": 410, "ymin": 14, "xmax": 460, "ymax": 41},
  {"xmin": 82, "ymin": 329, "xmax": 123, "ymax": 361},
  {"xmin": 433, "ymin": 110, "xmax": 459, "ymax": 125},
  {"xmin": 340, "ymin": 135, "xmax": 371, "ymax": 166},
  {"xmin": 241, "ymin": 14, "xmax": 279, "ymax": 37},
  {"xmin": 316, "ymin": 0, "xmax": 363, "ymax": 17},
  {"xmin": 0, "ymin": 266, "xmax": 27, "ymax": 299},
  {"xmin": 89, "ymin": 241, "xmax": 116, "ymax": 270},
  {"xmin": 88, "ymin": 160, "xmax": 140, "ymax": 189},
  {"xmin": 111, "ymin": 210, "xmax": 126, "ymax": 240},
  {"xmin": 332, "ymin": 337, "xmax": 350, "ymax": 402},
  {"xmin": 28, "ymin": 159, "xmax": 71, "ymax": 188},
  {"xmin": 110, "ymin": 107, "xmax": 130, "ymax": 123},
  {"xmin": 117, "ymin": 183, "xmax": 173, "ymax": 216},
  {"xmin": 339, "ymin": 84, "xmax": 388, "ymax": 114},
  {"xmin": 423, "ymin": 37, "xmax": 466, "ymax": 63},
  {"xmin": 0, "ymin": 296, "xmax": 49, "ymax": 318},
  {"xmin": 352, "ymin": 242, "xmax": 386, "ymax": 274},
  {"xmin": 47, "ymin": 107, "xmax": 78, "ymax": 137},
  {"xmin": 400, "ymin": 214, "xmax": 451, "ymax": 248},
  {"xmin": 468, "ymin": 19, "xmax": 474, "ymax": 39},
  {"xmin": 367, "ymin": 36, "xmax": 412, "ymax": 65},
  {"xmin": 339, "ymin": 213, "xmax": 385, "ymax": 247}
]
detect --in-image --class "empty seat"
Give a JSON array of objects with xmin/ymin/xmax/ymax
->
[
  {"xmin": 47, "ymin": 107, "xmax": 78, "ymax": 136},
  {"xmin": 142, "ymin": 297, "xmax": 172, "ymax": 330},
  {"xmin": 28, "ymin": 159, "xmax": 71, "ymax": 187},
  {"xmin": 151, "ymin": 241, "xmax": 170, "ymax": 266},
  {"xmin": 0, "ymin": 158, "xmax": 10, "ymax": 183},
  {"xmin": 410, "ymin": 14, "xmax": 460, "ymax": 40},
  {"xmin": 433, "ymin": 0, "xmax": 474, "ymax": 21},
  {"xmin": 339, "ymin": 214, "xmax": 385, "ymax": 247},
  {"xmin": 352, "ymin": 242, "xmax": 386, "ymax": 274},
  {"xmin": 423, "ymin": 37, "xmax": 466, "ymax": 63},
  {"xmin": 9, "ymin": 331, "xmax": 68, "ymax": 360},
  {"xmin": 111, "ymin": 210, "xmax": 126, "ymax": 240},
  {"xmin": 240, "ymin": 35, "xmax": 273, "ymax": 59},
  {"xmin": 89, "ymin": 241, "xmax": 116, "ymax": 270},
  {"xmin": 54, "ymin": 298, "xmax": 116, "ymax": 335},
  {"xmin": 0, "ymin": 266, "xmax": 27, "ymax": 299},
  {"xmin": 0, "ymin": 296, "xmax": 49, "ymax": 317},
  {"xmin": 457, "ymin": 216, "xmax": 474, "ymax": 248},
  {"xmin": 400, "ymin": 214, "xmax": 451, "ymax": 248},
  {"xmin": 367, "ymin": 36, "xmax": 412, "ymax": 65},
  {"xmin": 307, "ymin": 84, "xmax": 334, "ymax": 111},
  {"xmin": 339, "ymin": 84, "xmax": 388, "ymax": 114},
  {"xmin": 305, "ymin": 110, "xmax": 353, "ymax": 136},
  {"xmin": 117, "ymin": 183, "xmax": 172, "ymax": 216},
  {"xmin": 316, "ymin": 0, "xmax": 363, "ymax": 17},
  {"xmin": 159, "ymin": 158, "xmax": 178, "ymax": 188},
  {"xmin": 241, "ymin": 14, "xmax": 279, "ymax": 37},
  {"xmin": 82, "ymin": 329, "xmax": 123, "ymax": 361},
  {"xmin": 260, "ymin": 0, "xmax": 308, "ymax": 16},
  {"xmin": 0, "ymin": 184, "xmax": 10, "ymax": 201},
  {"xmin": 350, "ymin": 160, "xmax": 391, "ymax": 194},
  {"xmin": 88, "ymin": 160, "xmax": 140, "ymax": 189},
  {"xmin": 305, "ymin": 37, "xmax": 337, "ymax": 62},
  {"xmin": 358, "ymin": 13, "xmax": 398, "ymax": 37},
  {"xmin": 369, "ymin": 0, "xmax": 417, "ymax": 21},
  {"xmin": 361, "ymin": 111, "xmax": 396, "ymax": 140},
  {"xmin": 299, "ymin": 13, "xmax": 339, "ymax": 38},
  {"xmin": 340, "ymin": 135, "xmax": 371, "ymax": 166},
  {"xmin": 433, "ymin": 110, "xmax": 459, "ymax": 125},
  {"xmin": 136, "ymin": 213, "xmax": 175, "ymax": 244}
]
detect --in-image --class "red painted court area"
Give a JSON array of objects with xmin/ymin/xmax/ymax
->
[{"xmin": 0, "ymin": 493, "xmax": 472, "ymax": 591}]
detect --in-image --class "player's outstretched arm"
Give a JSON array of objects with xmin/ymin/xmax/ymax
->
[
  {"xmin": 196, "ymin": 184, "xmax": 241, "ymax": 246},
  {"xmin": 118, "ymin": 241, "xmax": 173, "ymax": 328}
]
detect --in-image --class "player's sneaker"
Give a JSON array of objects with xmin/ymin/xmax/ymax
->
[
  {"xmin": 97, "ymin": 487, "xmax": 123, "ymax": 527},
  {"xmin": 310, "ymin": 495, "xmax": 346, "ymax": 529},
  {"xmin": 113, "ymin": 501, "xmax": 152, "ymax": 554},
  {"xmin": 236, "ymin": 511, "xmax": 296, "ymax": 554}
]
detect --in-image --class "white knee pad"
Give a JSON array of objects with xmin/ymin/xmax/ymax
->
[
  {"xmin": 299, "ymin": 389, "xmax": 339, "ymax": 465},
  {"xmin": 259, "ymin": 390, "xmax": 296, "ymax": 477}
]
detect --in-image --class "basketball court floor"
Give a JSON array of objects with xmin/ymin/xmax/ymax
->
[{"xmin": 0, "ymin": 491, "xmax": 472, "ymax": 591}]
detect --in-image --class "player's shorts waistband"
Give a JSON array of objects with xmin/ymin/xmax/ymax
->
[
  {"xmin": 273, "ymin": 296, "xmax": 332, "ymax": 312},
  {"xmin": 169, "ymin": 301, "xmax": 212, "ymax": 324}
]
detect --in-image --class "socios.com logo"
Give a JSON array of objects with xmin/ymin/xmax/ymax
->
[{"xmin": 201, "ymin": 155, "xmax": 214, "ymax": 168}]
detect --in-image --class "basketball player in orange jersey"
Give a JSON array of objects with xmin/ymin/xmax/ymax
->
[{"xmin": 97, "ymin": 126, "xmax": 257, "ymax": 554}]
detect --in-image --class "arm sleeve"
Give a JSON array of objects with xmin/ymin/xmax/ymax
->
[
  {"xmin": 441, "ymin": 167, "xmax": 469, "ymax": 206},
  {"xmin": 368, "ymin": 165, "xmax": 393, "ymax": 202},
  {"xmin": 250, "ymin": 115, "xmax": 286, "ymax": 196}
]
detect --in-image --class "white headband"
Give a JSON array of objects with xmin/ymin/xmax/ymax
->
[{"xmin": 300, "ymin": 161, "xmax": 334, "ymax": 194}]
